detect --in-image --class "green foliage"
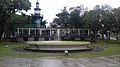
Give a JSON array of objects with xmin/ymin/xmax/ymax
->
[
  {"xmin": 55, "ymin": 10, "xmax": 69, "ymax": 27},
  {"xmin": 112, "ymin": 8, "xmax": 120, "ymax": 31},
  {"xmin": 19, "ymin": 0, "xmax": 31, "ymax": 11},
  {"xmin": 69, "ymin": 9, "xmax": 83, "ymax": 28},
  {"xmin": 4, "ymin": 14, "xmax": 34, "ymax": 39},
  {"xmin": 0, "ymin": 0, "xmax": 31, "ymax": 11},
  {"xmin": 83, "ymin": 10, "xmax": 101, "ymax": 32},
  {"xmin": 0, "ymin": 0, "xmax": 31, "ymax": 41},
  {"xmin": 41, "ymin": 20, "xmax": 47, "ymax": 26},
  {"xmin": 9, "ymin": 13, "xmax": 33, "ymax": 24},
  {"xmin": 84, "ymin": 5, "xmax": 112, "ymax": 33},
  {"xmin": 52, "ymin": 5, "xmax": 87, "ymax": 28}
]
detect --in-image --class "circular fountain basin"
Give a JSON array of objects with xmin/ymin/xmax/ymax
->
[{"xmin": 25, "ymin": 41, "xmax": 93, "ymax": 52}]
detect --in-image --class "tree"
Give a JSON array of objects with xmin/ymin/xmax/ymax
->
[
  {"xmin": 69, "ymin": 5, "xmax": 88, "ymax": 28},
  {"xmin": 55, "ymin": 7, "xmax": 69, "ymax": 28},
  {"xmin": 69, "ymin": 8, "xmax": 81, "ymax": 28},
  {"xmin": 97, "ymin": 4, "xmax": 112, "ymax": 40},
  {"xmin": 41, "ymin": 20, "xmax": 47, "ymax": 28},
  {"xmin": 53, "ymin": 5, "xmax": 87, "ymax": 28},
  {"xmin": 3, "ymin": 13, "xmax": 32, "ymax": 41},
  {"xmin": 112, "ymin": 7, "xmax": 120, "ymax": 41},
  {"xmin": 83, "ymin": 4, "xmax": 112, "ymax": 39},
  {"xmin": 0, "ymin": 0, "xmax": 31, "ymax": 41},
  {"xmin": 51, "ymin": 18, "xmax": 58, "ymax": 28},
  {"xmin": 101, "ymin": 11, "xmax": 114, "ymax": 40},
  {"xmin": 83, "ymin": 10, "xmax": 101, "ymax": 37}
]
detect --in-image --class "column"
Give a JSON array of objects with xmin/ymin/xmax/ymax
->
[
  {"xmin": 78, "ymin": 29, "xmax": 80, "ymax": 36},
  {"xmin": 17, "ymin": 28, "xmax": 19, "ymax": 35},
  {"xmin": 40, "ymin": 29, "xmax": 42, "ymax": 36},
  {"xmin": 83, "ymin": 29, "xmax": 85, "ymax": 35},
  {"xmin": 57, "ymin": 29, "xmax": 60, "ymax": 40},
  {"xmin": 39, "ymin": 29, "xmax": 41, "ymax": 36},
  {"xmin": 28, "ymin": 28, "xmax": 31, "ymax": 36},
  {"xmin": 73, "ymin": 29, "xmax": 75, "ymax": 35},
  {"xmin": 88, "ymin": 29, "xmax": 90, "ymax": 35},
  {"xmin": 22, "ymin": 28, "xmax": 23, "ymax": 35},
  {"xmin": 50, "ymin": 29, "xmax": 52, "ymax": 36},
  {"xmin": 68, "ymin": 29, "xmax": 70, "ymax": 36},
  {"xmin": 35, "ymin": 29, "xmax": 36, "ymax": 35}
]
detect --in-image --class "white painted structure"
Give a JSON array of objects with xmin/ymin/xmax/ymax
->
[{"xmin": 17, "ymin": 28, "xmax": 90, "ymax": 42}]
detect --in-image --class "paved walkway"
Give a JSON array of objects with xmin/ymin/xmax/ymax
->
[{"xmin": 0, "ymin": 57, "xmax": 120, "ymax": 67}]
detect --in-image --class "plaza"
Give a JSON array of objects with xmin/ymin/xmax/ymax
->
[
  {"xmin": 0, "ymin": 57, "xmax": 120, "ymax": 67},
  {"xmin": 0, "ymin": 0, "xmax": 120, "ymax": 67}
]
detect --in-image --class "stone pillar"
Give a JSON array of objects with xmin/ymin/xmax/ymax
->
[
  {"xmin": 88, "ymin": 29, "xmax": 90, "ymax": 35},
  {"xmin": 39, "ymin": 29, "xmax": 41, "ymax": 36},
  {"xmin": 57, "ymin": 29, "xmax": 60, "ymax": 40},
  {"xmin": 73, "ymin": 29, "xmax": 75, "ymax": 35},
  {"xmin": 35, "ymin": 29, "xmax": 36, "ymax": 35},
  {"xmin": 68, "ymin": 29, "xmax": 70, "ymax": 36},
  {"xmin": 28, "ymin": 28, "xmax": 31, "ymax": 36},
  {"xmin": 78, "ymin": 29, "xmax": 80, "ymax": 36},
  {"xmin": 17, "ymin": 28, "xmax": 19, "ymax": 35},
  {"xmin": 50, "ymin": 29, "xmax": 52, "ymax": 36},
  {"xmin": 21, "ymin": 28, "xmax": 24, "ymax": 35},
  {"xmin": 83, "ymin": 29, "xmax": 85, "ymax": 34}
]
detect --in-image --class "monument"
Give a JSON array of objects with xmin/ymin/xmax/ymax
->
[{"xmin": 32, "ymin": 0, "xmax": 44, "ymax": 28}]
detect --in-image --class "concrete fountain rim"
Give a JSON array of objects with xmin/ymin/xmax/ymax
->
[
  {"xmin": 24, "ymin": 41, "xmax": 93, "ymax": 52},
  {"xmin": 26, "ymin": 41, "xmax": 91, "ymax": 45}
]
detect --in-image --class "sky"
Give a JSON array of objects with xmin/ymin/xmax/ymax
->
[{"xmin": 27, "ymin": 0, "xmax": 120, "ymax": 23}]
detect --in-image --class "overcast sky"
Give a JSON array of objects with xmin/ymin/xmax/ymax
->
[{"xmin": 28, "ymin": 0, "xmax": 120, "ymax": 23}]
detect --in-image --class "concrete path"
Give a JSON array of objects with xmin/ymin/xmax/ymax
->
[{"xmin": 0, "ymin": 57, "xmax": 120, "ymax": 67}]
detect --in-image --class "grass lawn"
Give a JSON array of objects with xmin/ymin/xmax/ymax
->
[{"xmin": 0, "ymin": 40, "xmax": 120, "ymax": 58}]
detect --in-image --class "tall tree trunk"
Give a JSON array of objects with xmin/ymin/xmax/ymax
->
[
  {"xmin": 116, "ymin": 32, "xmax": 119, "ymax": 42},
  {"xmin": 0, "ymin": 13, "xmax": 14, "ymax": 41},
  {"xmin": 102, "ymin": 29, "xmax": 105, "ymax": 39},
  {"xmin": 115, "ymin": 28, "xmax": 119, "ymax": 42},
  {"xmin": 0, "ymin": 27, "xmax": 4, "ymax": 41},
  {"xmin": 108, "ymin": 30, "xmax": 111, "ymax": 40},
  {"xmin": 0, "ymin": 19, "xmax": 6, "ymax": 41}
]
